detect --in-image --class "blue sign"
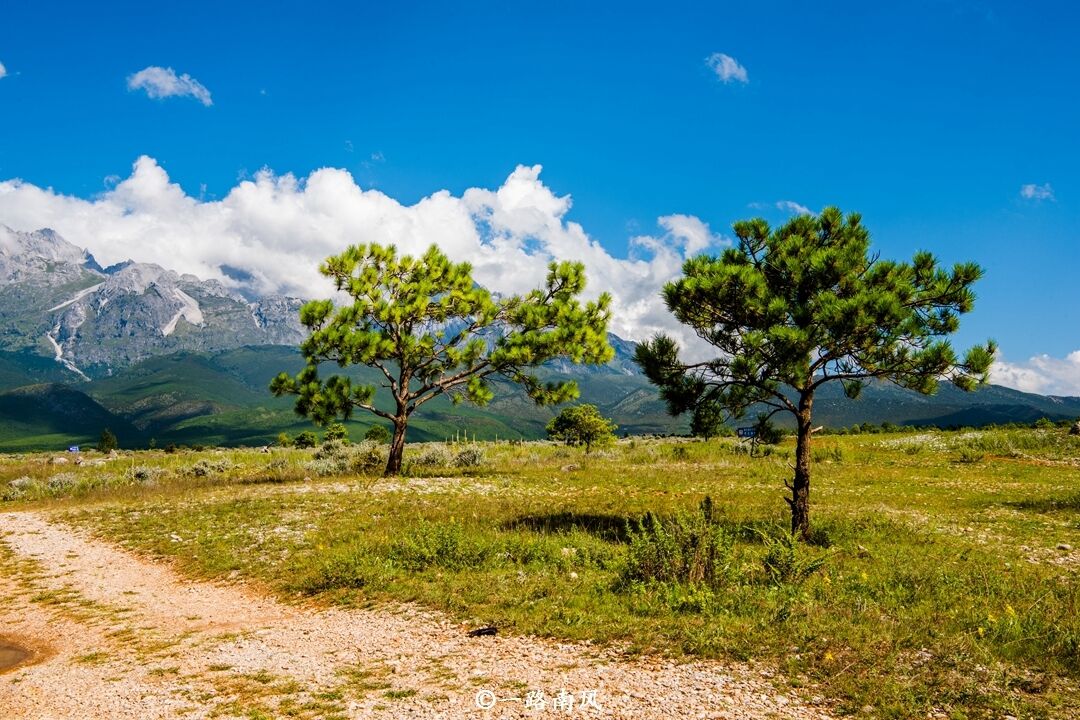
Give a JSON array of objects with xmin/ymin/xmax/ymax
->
[
  {"xmin": 736, "ymin": 427, "xmax": 757, "ymax": 439},
  {"xmin": 68, "ymin": 445, "xmax": 80, "ymax": 453}
]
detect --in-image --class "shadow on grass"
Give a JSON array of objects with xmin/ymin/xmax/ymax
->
[
  {"xmin": 503, "ymin": 511, "xmax": 799, "ymax": 546},
  {"xmin": 503, "ymin": 512, "xmax": 636, "ymax": 543},
  {"xmin": 1004, "ymin": 493, "xmax": 1080, "ymax": 513}
]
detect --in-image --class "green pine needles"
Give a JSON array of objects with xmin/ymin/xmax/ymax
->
[{"xmin": 272, "ymin": 243, "xmax": 613, "ymax": 475}]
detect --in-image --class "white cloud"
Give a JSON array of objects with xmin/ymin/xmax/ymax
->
[
  {"xmin": 127, "ymin": 66, "xmax": 212, "ymax": 106},
  {"xmin": 0, "ymin": 61, "xmax": 7, "ymax": 80},
  {"xmin": 749, "ymin": 200, "xmax": 813, "ymax": 216},
  {"xmin": 775, "ymin": 200, "xmax": 811, "ymax": 215},
  {"xmin": 1020, "ymin": 183, "xmax": 1054, "ymax": 201},
  {"xmin": 706, "ymin": 53, "xmax": 748, "ymax": 84},
  {"xmin": 992, "ymin": 350, "xmax": 1080, "ymax": 396},
  {"xmin": 0, "ymin": 157, "xmax": 727, "ymax": 354}
]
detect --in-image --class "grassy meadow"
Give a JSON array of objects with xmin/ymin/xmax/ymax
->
[{"xmin": 2, "ymin": 428, "xmax": 1079, "ymax": 718}]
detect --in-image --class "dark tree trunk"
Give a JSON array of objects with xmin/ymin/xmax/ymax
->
[
  {"xmin": 385, "ymin": 419, "xmax": 407, "ymax": 476},
  {"xmin": 791, "ymin": 391, "xmax": 814, "ymax": 539}
]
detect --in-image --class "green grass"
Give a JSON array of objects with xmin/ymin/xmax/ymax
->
[{"xmin": 4, "ymin": 429, "xmax": 1080, "ymax": 718}]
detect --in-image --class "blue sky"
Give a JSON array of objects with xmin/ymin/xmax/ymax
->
[{"xmin": 0, "ymin": 1, "xmax": 1078, "ymax": 392}]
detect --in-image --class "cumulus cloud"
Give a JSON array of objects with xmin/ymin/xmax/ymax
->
[
  {"xmin": 706, "ymin": 53, "xmax": 748, "ymax": 84},
  {"xmin": 127, "ymin": 66, "xmax": 212, "ymax": 106},
  {"xmin": 0, "ymin": 61, "xmax": 7, "ymax": 80},
  {"xmin": 0, "ymin": 157, "xmax": 727, "ymax": 352},
  {"xmin": 992, "ymin": 351, "xmax": 1080, "ymax": 396},
  {"xmin": 1020, "ymin": 183, "xmax": 1054, "ymax": 201}
]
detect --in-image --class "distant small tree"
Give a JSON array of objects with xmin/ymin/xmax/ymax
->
[
  {"xmin": 294, "ymin": 431, "xmax": 318, "ymax": 449},
  {"xmin": 636, "ymin": 208, "xmax": 994, "ymax": 538},
  {"xmin": 546, "ymin": 404, "xmax": 618, "ymax": 453},
  {"xmin": 690, "ymin": 401, "xmax": 726, "ymax": 439},
  {"xmin": 97, "ymin": 428, "xmax": 118, "ymax": 453},
  {"xmin": 324, "ymin": 422, "xmax": 349, "ymax": 443},
  {"xmin": 276, "ymin": 432, "xmax": 292, "ymax": 447},
  {"xmin": 364, "ymin": 425, "xmax": 391, "ymax": 444},
  {"xmin": 272, "ymin": 243, "xmax": 613, "ymax": 476}
]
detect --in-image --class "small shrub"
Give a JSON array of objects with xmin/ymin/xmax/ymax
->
[
  {"xmin": 294, "ymin": 431, "xmax": 319, "ymax": 449},
  {"xmin": 307, "ymin": 440, "xmax": 386, "ymax": 476},
  {"xmin": 245, "ymin": 457, "xmax": 305, "ymax": 484},
  {"xmin": 186, "ymin": 458, "xmax": 235, "ymax": 477},
  {"xmin": 128, "ymin": 465, "xmax": 165, "ymax": 485},
  {"xmin": 671, "ymin": 445, "xmax": 690, "ymax": 461},
  {"xmin": 47, "ymin": 472, "xmax": 79, "ymax": 492},
  {"xmin": 412, "ymin": 445, "xmax": 452, "ymax": 468},
  {"xmin": 453, "ymin": 447, "xmax": 485, "ymax": 468},
  {"xmin": 276, "ymin": 432, "xmax": 292, "ymax": 448}
]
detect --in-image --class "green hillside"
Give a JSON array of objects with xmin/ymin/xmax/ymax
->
[
  {"xmin": 0, "ymin": 383, "xmax": 140, "ymax": 451},
  {"xmin": 0, "ymin": 345, "xmax": 1077, "ymax": 452}
]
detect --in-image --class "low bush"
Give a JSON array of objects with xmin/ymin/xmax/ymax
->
[
  {"xmin": 127, "ymin": 465, "xmax": 165, "ymax": 485},
  {"xmin": 306, "ymin": 440, "xmax": 386, "ymax": 476},
  {"xmin": 411, "ymin": 445, "xmax": 452, "ymax": 468},
  {"xmin": 453, "ymin": 447, "xmax": 485, "ymax": 468}
]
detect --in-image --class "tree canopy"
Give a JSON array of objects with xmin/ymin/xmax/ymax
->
[
  {"xmin": 636, "ymin": 207, "xmax": 994, "ymax": 536},
  {"xmin": 271, "ymin": 243, "xmax": 613, "ymax": 474}
]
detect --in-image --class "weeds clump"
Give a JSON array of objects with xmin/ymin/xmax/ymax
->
[
  {"xmin": 812, "ymin": 445, "xmax": 843, "ymax": 463},
  {"xmin": 3, "ymin": 476, "xmax": 38, "ymax": 501},
  {"xmin": 388, "ymin": 521, "xmax": 489, "ymax": 571},
  {"xmin": 956, "ymin": 447, "xmax": 985, "ymax": 464},
  {"xmin": 620, "ymin": 498, "xmax": 733, "ymax": 588},
  {"xmin": 759, "ymin": 530, "xmax": 829, "ymax": 585}
]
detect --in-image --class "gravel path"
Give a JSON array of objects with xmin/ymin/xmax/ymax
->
[{"xmin": 0, "ymin": 511, "xmax": 833, "ymax": 719}]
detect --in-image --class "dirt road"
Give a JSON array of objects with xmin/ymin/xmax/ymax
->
[{"xmin": 0, "ymin": 511, "xmax": 831, "ymax": 719}]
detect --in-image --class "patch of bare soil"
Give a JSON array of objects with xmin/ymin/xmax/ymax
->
[{"xmin": 0, "ymin": 511, "xmax": 833, "ymax": 719}]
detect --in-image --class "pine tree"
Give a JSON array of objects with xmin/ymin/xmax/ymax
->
[
  {"xmin": 636, "ymin": 208, "xmax": 994, "ymax": 537},
  {"xmin": 272, "ymin": 243, "xmax": 613, "ymax": 475}
]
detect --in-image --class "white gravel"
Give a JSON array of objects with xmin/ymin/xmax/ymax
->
[{"xmin": 0, "ymin": 511, "xmax": 834, "ymax": 719}]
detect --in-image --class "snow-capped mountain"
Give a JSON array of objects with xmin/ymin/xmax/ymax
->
[{"xmin": 0, "ymin": 225, "xmax": 306, "ymax": 378}]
